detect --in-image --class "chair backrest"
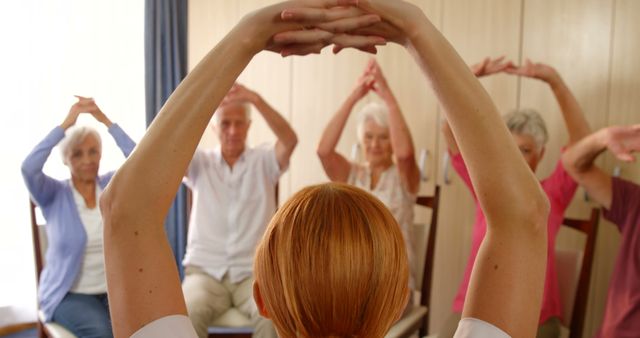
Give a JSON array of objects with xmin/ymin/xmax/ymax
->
[
  {"xmin": 556, "ymin": 208, "xmax": 600, "ymax": 338},
  {"xmin": 410, "ymin": 185, "xmax": 441, "ymax": 335},
  {"xmin": 30, "ymin": 200, "xmax": 47, "ymax": 286}
]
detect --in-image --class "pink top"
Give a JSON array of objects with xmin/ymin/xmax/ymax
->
[
  {"xmin": 451, "ymin": 152, "xmax": 577, "ymax": 324},
  {"xmin": 596, "ymin": 177, "xmax": 640, "ymax": 338}
]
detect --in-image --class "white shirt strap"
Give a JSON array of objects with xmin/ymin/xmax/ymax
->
[
  {"xmin": 130, "ymin": 314, "xmax": 198, "ymax": 338},
  {"xmin": 453, "ymin": 318, "xmax": 511, "ymax": 338}
]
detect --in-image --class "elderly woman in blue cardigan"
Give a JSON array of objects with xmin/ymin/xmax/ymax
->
[{"xmin": 21, "ymin": 96, "xmax": 135, "ymax": 338}]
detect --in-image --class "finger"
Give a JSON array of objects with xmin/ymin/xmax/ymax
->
[
  {"xmin": 273, "ymin": 29, "xmax": 333, "ymax": 45},
  {"xmin": 331, "ymin": 33, "xmax": 386, "ymax": 49},
  {"xmin": 494, "ymin": 55, "xmax": 506, "ymax": 62},
  {"xmin": 313, "ymin": 6, "xmax": 366, "ymax": 21},
  {"xmin": 281, "ymin": 42, "xmax": 327, "ymax": 57},
  {"xmin": 74, "ymin": 95, "xmax": 93, "ymax": 102},
  {"xmin": 316, "ymin": 14, "xmax": 381, "ymax": 33},
  {"xmin": 616, "ymin": 153, "xmax": 635, "ymax": 162},
  {"xmin": 318, "ymin": 0, "xmax": 359, "ymax": 7}
]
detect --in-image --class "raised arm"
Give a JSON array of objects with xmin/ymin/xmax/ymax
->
[
  {"xmin": 507, "ymin": 59, "xmax": 591, "ymax": 144},
  {"xmin": 223, "ymin": 84, "xmax": 297, "ymax": 169},
  {"xmin": 289, "ymin": 1, "xmax": 549, "ymax": 336},
  {"xmin": 368, "ymin": 59, "xmax": 419, "ymax": 193},
  {"xmin": 562, "ymin": 125, "xmax": 640, "ymax": 209},
  {"xmin": 98, "ymin": 2, "xmax": 379, "ymax": 337},
  {"xmin": 22, "ymin": 98, "xmax": 96, "ymax": 206},
  {"xmin": 317, "ymin": 65, "xmax": 373, "ymax": 182},
  {"xmin": 441, "ymin": 57, "xmax": 513, "ymax": 156},
  {"xmin": 399, "ymin": 17, "xmax": 549, "ymax": 338}
]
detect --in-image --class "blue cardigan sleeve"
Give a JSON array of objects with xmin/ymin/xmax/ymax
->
[
  {"xmin": 21, "ymin": 127, "xmax": 66, "ymax": 207},
  {"xmin": 99, "ymin": 124, "xmax": 137, "ymax": 184},
  {"xmin": 108, "ymin": 123, "xmax": 136, "ymax": 157}
]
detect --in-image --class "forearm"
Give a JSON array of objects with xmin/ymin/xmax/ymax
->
[
  {"xmin": 108, "ymin": 124, "xmax": 136, "ymax": 157},
  {"xmin": 548, "ymin": 75, "xmax": 591, "ymax": 144},
  {"xmin": 254, "ymin": 96, "xmax": 297, "ymax": 149},
  {"xmin": 317, "ymin": 93, "xmax": 357, "ymax": 157},
  {"xmin": 563, "ymin": 128, "xmax": 607, "ymax": 177},
  {"xmin": 385, "ymin": 95, "xmax": 415, "ymax": 161}
]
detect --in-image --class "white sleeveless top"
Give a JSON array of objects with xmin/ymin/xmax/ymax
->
[
  {"xmin": 131, "ymin": 315, "xmax": 197, "ymax": 338},
  {"xmin": 348, "ymin": 162, "xmax": 417, "ymax": 287},
  {"xmin": 454, "ymin": 318, "xmax": 511, "ymax": 338}
]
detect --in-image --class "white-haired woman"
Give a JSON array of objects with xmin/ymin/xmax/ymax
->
[
  {"xmin": 317, "ymin": 59, "xmax": 420, "ymax": 284},
  {"xmin": 21, "ymin": 96, "xmax": 135, "ymax": 338},
  {"xmin": 439, "ymin": 58, "xmax": 592, "ymax": 338}
]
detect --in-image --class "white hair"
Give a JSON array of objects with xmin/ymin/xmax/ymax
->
[
  {"xmin": 59, "ymin": 126, "xmax": 102, "ymax": 164},
  {"xmin": 503, "ymin": 109, "xmax": 549, "ymax": 151},
  {"xmin": 356, "ymin": 101, "xmax": 389, "ymax": 140},
  {"xmin": 212, "ymin": 102, "xmax": 251, "ymax": 125}
]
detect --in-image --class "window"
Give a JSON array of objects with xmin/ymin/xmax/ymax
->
[{"xmin": 0, "ymin": 0, "xmax": 144, "ymax": 322}]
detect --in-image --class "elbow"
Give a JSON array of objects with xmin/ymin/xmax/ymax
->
[
  {"xmin": 316, "ymin": 146, "xmax": 331, "ymax": 160},
  {"xmin": 396, "ymin": 151, "xmax": 416, "ymax": 165},
  {"xmin": 99, "ymin": 183, "xmax": 128, "ymax": 236},
  {"xmin": 99, "ymin": 186, "xmax": 116, "ymax": 229},
  {"xmin": 289, "ymin": 134, "xmax": 299, "ymax": 152},
  {"xmin": 519, "ymin": 188, "xmax": 550, "ymax": 237}
]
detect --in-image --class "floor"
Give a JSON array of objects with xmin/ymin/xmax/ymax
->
[{"xmin": 1, "ymin": 328, "xmax": 36, "ymax": 338}]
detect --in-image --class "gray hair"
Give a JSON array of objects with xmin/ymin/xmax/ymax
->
[
  {"xmin": 503, "ymin": 109, "xmax": 549, "ymax": 150},
  {"xmin": 59, "ymin": 126, "xmax": 102, "ymax": 164},
  {"xmin": 356, "ymin": 101, "xmax": 389, "ymax": 140},
  {"xmin": 212, "ymin": 102, "xmax": 252, "ymax": 125}
]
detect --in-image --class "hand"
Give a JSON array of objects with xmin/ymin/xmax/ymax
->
[
  {"xmin": 278, "ymin": 0, "xmax": 419, "ymax": 53},
  {"xmin": 366, "ymin": 58, "xmax": 393, "ymax": 100},
  {"xmin": 505, "ymin": 59, "xmax": 559, "ymax": 83},
  {"xmin": 75, "ymin": 95, "xmax": 113, "ymax": 127},
  {"xmin": 604, "ymin": 125, "xmax": 640, "ymax": 162},
  {"xmin": 61, "ymin": 96, "xmax": 112, "ymax": 129},
  {"xmin": 221, "ymin": 84, "xmax": 259, "ymax": 106},
  {"xmin": 241, "ymin": 0, "xmax": 385, "ymax": 56},
  {"xmin": 470, "ymin": 56, "xmax": 514, "ymax": 77},
  {"xmin": 350, "ymin": 0, "xmax": 427, "ymax": 46},
  {"xmin": 351, "ymin": 70, "xmax": 375, "ymax": 101}
]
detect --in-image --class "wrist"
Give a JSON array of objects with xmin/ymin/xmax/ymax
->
[
  {"xmin": 405, "ymin": 13, "xmax": 432, "ymax": 48},
  {"xmin": 545, "ymin": 71, "xmax": 563, "ymax": 88},
  {"xmin": 230, "ymin": 15, "xmax": 267, "ymax": 57},
  {"xmin": 599, "ymin": 127, "xmax": 615, "ymax": 149}
]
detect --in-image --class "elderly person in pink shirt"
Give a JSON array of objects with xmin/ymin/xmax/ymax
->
[{"xmin": 440, "ymin": 58, "xmax": 592, "ymax": 338}]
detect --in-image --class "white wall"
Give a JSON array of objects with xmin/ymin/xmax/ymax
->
[{"xmin": 0, "ymin": 0, "xmax": 145, "ymax": 325}]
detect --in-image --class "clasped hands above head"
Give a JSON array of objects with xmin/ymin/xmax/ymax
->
[{"xmin": 260, "ymin": 0, "xmax": 408, "ymax": 57}]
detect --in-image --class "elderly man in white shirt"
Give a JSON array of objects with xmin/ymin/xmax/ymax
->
[{"xmin": 181, "ymin": 84, "xmax": 297, "ymax": 338}]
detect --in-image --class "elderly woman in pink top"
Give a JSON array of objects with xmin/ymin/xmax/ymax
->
[{"xmin": 440, "ymin": 58, "xmax": 592, "ymax": 338}]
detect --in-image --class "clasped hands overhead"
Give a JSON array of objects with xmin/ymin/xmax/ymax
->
[{"xmin": 252, "ymin": 0, "xmax": 419, "ymax": 56}]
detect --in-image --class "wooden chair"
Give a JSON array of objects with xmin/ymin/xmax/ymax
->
[
  {"xmin": 556, "ymin": 209, "xmax": 600, "ymax": 338},
  {"xmin": 29, "ymin": 200, "xmax": 77, "ymax": 338},
  {"xmin": 386, "ymin": 186, "xmax": 441, "ymax": 338}
]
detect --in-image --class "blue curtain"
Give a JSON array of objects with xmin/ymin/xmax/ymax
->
[{"xmin": 144, "ymin": 0, "xmax": 188, "ymax": 279}]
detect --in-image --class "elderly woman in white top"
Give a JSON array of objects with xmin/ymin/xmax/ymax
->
[
  {"xmin": 317, "ymin": 59, "xmax": 420, "ymax": 284},
  {"xmin": 22, "ymin": 96, "xmax": 135, "ymax": 338}
]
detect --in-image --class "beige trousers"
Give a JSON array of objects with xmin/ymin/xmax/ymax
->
[{"xmin": 182, "ymin": 266, "xmax": 278, "ymax": 338}]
